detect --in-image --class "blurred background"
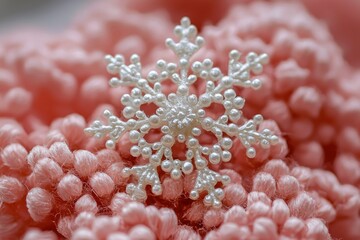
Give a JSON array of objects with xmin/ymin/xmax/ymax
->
[
  {"xmin": 0, "ymin": 0, "xmax": 88, "ymax": 33},
  {"xmin": 0, "ymin": 0, "xmax": 359, "ymax": 66}
]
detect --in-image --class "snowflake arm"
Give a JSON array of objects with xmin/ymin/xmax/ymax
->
[{"xmin": 85, "ymin": 17, "xmax": 278, "ymax": 208}]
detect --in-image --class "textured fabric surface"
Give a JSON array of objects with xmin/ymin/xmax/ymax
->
[{"xmin": 0, "ymin": 0, "xmax": 359, "ymax": 239}]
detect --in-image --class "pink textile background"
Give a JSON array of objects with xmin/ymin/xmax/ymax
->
[{"xmin": 0, "ymin": 0, "xmax": 359, "ymax": 239}]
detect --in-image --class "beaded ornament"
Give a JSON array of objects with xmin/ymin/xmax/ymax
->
[{"xmin": 85, "ymin": 17, "xmax": 278, "ymax": 208}]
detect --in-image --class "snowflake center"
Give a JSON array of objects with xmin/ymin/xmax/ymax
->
[{"xmin": 166, "ymin": 100, "xmax": 197, "ymax": 131}]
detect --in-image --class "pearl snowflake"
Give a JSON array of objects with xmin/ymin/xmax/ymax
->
[{"xmin": 85, "ymin": 17, "xmax": 278, "ymax": 208}]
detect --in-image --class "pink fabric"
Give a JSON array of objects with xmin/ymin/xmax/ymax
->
[{"xmin": 0, "ymin": 0, "xmax": 359, "ymax": 239}]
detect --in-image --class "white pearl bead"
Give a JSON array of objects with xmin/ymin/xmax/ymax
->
[
  {"xmin": 149, "ymin": 115, "xmax": 160, "ymax": 126},
  {"xmin": 188, "ymin": 94, "xmax": 198, "ymax": 105},
  {"xmin": 203, "ymin": 195, "xmax": 212, "ymax": 206},
  {"xmin": 141, "ymin": 147, "xmax": 152, "ymax": 157},
  {"xmin": 221, "ymin": 76, "xmax": 233, "ymax": 87},
  {"xmin": 188, "ymin": 138, "xmax": 199, "ymax": 147},
  {"xmin": 251, "ymin": 79, "xmax": 262, "ymax": 89},
  {"xmin": 253, "ymin": 114, "xmax": 263, "ymax": 124},
  {"xmin": 177, "ymin": 84, "xmax": 189, "ymax": 95},
  {"xmin": 203, "ymin": 59, "xmax": 212, "ymax": 68},
  {"xmin": 221, "ymin": 175, "xmax": 231, "ymax": 185},
  {"xmin": 137, "ymin": 79, "xmax": 147, "ymax": 87},
  {"xmin": 191, "ymin": 128, "xmax": 201, "ymax": 136},
  {"xmin": 202, "ymin": 117, "xmax": 214, "ymax": 130},
  {"xmin": 195, "ymin": 158, "xmax": 206, "ymax": 169},
  {"xmin": 123, "ymin": 106, "xmax": 134, "ymax": 118},
  {"xmin": 214, "ymin": 93, "xmax": 223, "ymax": 103},
  {"xmin": 152, "ymin": 185, "xmax": 162, "ymax": 195},
  {"xmin": 224, "ymin": 89, "xmax": 236, "ymax": 99},
  {"xmin": 209, "ymin": 152, "xmax": 221, "ymax": 164},
  {"xmin": 121, "ymin": 167, "xmax": 131, "ymax": 178},
  {"xmin": 191, "ymin": 61, "xmax": 202, "ymax": 73},
  {"xmin": 126, "ymin": 119, "xmax": 136, "ymax": 128},
  {"xmin": 129, "ymin": 130, "xmax": 140, "ymax": 143},
  {"xmin": 199, "ymin": 94, "xmax": 211, "ymax": 107},
  {"xmin": 186, "ymin": 150, "xmax": 194, "ymax": 159},
  {"xmin": 130, "ymin": 146, "xmax": 141, "ymax": 157},
  {"xmin": 182, "ymin": 162, "xmax": 193, "ymax": 175},
  {"xmin": 171, "ymin": 169, "xmax": 181, "ymax": 180},
  {"xmin": 161, "ymin": 160, "xmax": 173, "ymax": 172},
  {"xmin": 213, "ymin": 199, "xmax": 222, "ymax": 209},
  {"xmin": 121, "ymin": 94, "xmax": 131, "ymax": 105},
  {"xmin": 150, "ymin": 155, "xmax": 161, "ymax": 165},
  {"xmin": 177, "ymin": 134, "xmax": 186, "ymax": 143},
  {"xmin": 162, "ymin": 135, "xmax": 175, "ymax": 147},
  {"xmin": 215, "ymin": 188, "xmax": 224, "ymax": 200},
  {"xmin": 270, "ymin": 135, "xmax": 279, "ymax": 145},
  {"xmin": 190, "ymin": 190, "xmax": 199, "ymax": 200},
  {"xmin": 246, "ymin": 147, "xmax": 256, "ymax": 158},
  {"xmin": 222, "ymin": 151, "xmax": 232, "ymax": 162},
  {"xmin": 229, "ymin": 109, "xmax": 241, "ymax": 121},
  {"xmin": 229, "ymin": 50, "xmax": 240, "ymax": 60},
  {"xmin": 221, "ymin": 138, "xmax": 233, "ymax": 149},
  {"xmin": 106, "ymin": 140, "xmax": 115, "ymax": 149},
  {"xmin": 233, "ymin": 97, "xmax": 245, "ymax": 108},
  {"xmin": 147, "ymin": 70, "xmax": 158, "ymax": 82}
]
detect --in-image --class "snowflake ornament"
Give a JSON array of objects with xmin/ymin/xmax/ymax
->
[{"xmin": 85, "ymin": 17, "xmax": 278, "ymax": 208}]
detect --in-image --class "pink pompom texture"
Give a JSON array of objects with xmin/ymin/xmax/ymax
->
[{"xmin": 0, "ymin": 0, "xmax": 359, "ymax": 239}]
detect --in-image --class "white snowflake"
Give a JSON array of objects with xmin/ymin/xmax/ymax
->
[{"xmin": 85, "ymin": 17, "xmax": 278, "ymax": 208}]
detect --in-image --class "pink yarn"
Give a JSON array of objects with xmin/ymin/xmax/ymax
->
[{"xmin": 0, "ymin": 0, "xmax": 359, "ymax": 239}]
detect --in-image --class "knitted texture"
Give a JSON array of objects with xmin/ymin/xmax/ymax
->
[{"xmin": 0, "ymin": 0, "xmax": 359, "ymax": 239}]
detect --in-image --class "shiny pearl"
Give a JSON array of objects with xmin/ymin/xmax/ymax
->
[
  {"xmin": 177, "ymin": 134, "xmax": 186, "ymax": 143},
  {"xmin": 150, "ymin": 155, "xmax": 161, "ymax": 165},
  {"xmin": 182, "ymin": 161, "xmax": 193, "ymax": 175},
  {"xmin": 271, "ymin": 135, "xmax": 279, "ymax": 145},
  {"xmin": 195, "ymin": 158, "xmax": 206, "ymax": 169},
  {"xmin": 233, "ymin": 97, "xmax": 245, "ymax": 108},
  {"xmin": 215, "ymin": 188, "xmax": 224, "ymax": 200},
  {"xmin": 141, "ymin": 147, "xmax": 152, "ymax": 157},
  {"xmin": 190, "ymin": 190, "xmax": 199, "ymax": 200},
  {"xmin": 224, "ymin": 89, "xmax": 236, "ymax": 99},
  {"xmin": 106, "ymin": 140, "xmax": 115, "ymax": 149},
  {"xmin": 123, "ymin": 106, "xmax": 134, "ymax": 118},
  {"xmin": 171, "ymin": 169, "xmax": 181, "ymax": 180},
  {"xmin": 221, "ymin": 175, "xmax": 231, "ymax": 185},
  {"xmin": 209, "ymin": 152, "xmax": 221, "ymax": 164},
  {"xmin": 191, "ymin": 128, "xmax": 201, "ymax": 136},
  {"xmin": 221, "ymin": 138, "xmax": 233, "ymax": 150},
  {"xmin": 221, "ymin": 76, "xmax": 233, "ymax": 87},
  {"xmin": 177, "ymin": 85, "xmax": 189, "ymax": 95},
  {"xmin": 152, "ymin": 185, "xmax": 162, "ymax": 195},
  {"xmin": 188, "ymin": 138, "xmax": 199, "ymax": 147},
  {"xmin": 246, "ymin": 147, "xmax": 256, "ymax": 158},
  {"xmin": 121, "ymin": 167, "xmax": 131, "ymax": 178},
  {"xmin": 130, "ymin": 146, "xmax": 141, "ymax": 157},
  {"xmin": 222, "ymin": 151, "xmax": 232, "ymax": 162},
  {"xmin": 253, "ymin": 114, "xmax": 263, "ymax": 124},
  {"xmin": 251, "ymin": 79, "xmax": 262, "ymax": 89},
  {"xmin": 129, "ymin": 130, "xmax": 140, "ymax": 143},
  {"xmin": 213, "ymin": 199, "xmax": 222, "ymax": 209},
  {"xmin": 161, "ymin": 160, "xmax": 173, "ymax": 172},
  {"xmin": 229, "ymin": 50, "xmax": 240, "ymax": 60},
  {"xmin": 203, "ymin": 195, "xmax": 212, "ymax": 206}
]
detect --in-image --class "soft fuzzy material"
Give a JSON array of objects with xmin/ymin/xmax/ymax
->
[{"xmin": 0, "ymin": 0, "xmax": 359, "ymax": 239}]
